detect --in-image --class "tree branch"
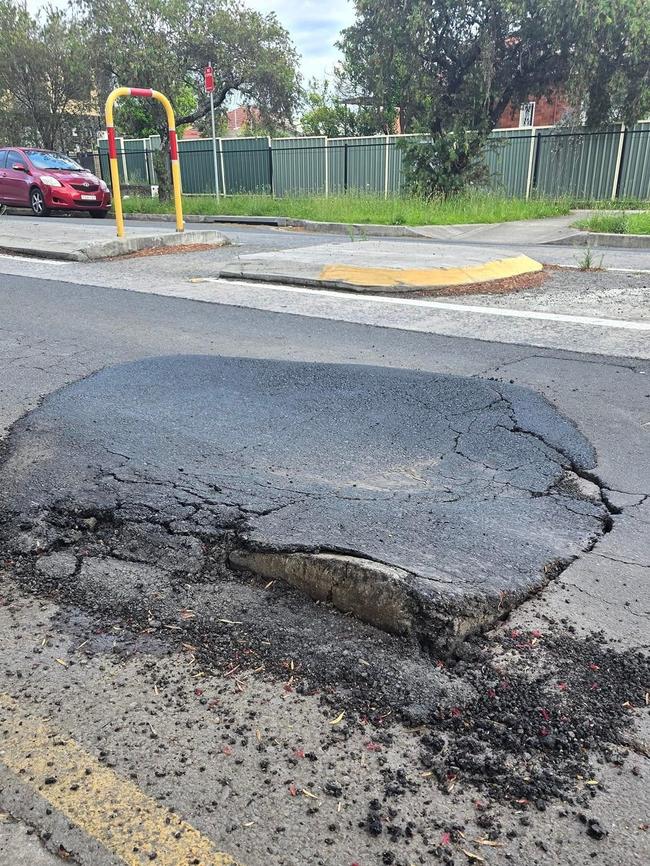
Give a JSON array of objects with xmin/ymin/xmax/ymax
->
[{"xmin": 176, "ymin": 82, "xmax": 235, "ymax": 125}]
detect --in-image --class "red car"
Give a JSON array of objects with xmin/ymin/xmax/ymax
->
[{"xmin": 0, "ymin": 147, "xmax": 111, "ymax": 217}]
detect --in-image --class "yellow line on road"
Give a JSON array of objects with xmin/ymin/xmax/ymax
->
[
  {"xmin": 0, "ymin": 694, "xmax": 243, "ymax": 866},
  {"xmin": 320, "ymin": 254, "xmax": 543, "ymax": 287}
]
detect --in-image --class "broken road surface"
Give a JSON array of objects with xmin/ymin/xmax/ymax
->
[{"xmin": 0, "ymin": 356, "xmax": 609, "ymax": 651}]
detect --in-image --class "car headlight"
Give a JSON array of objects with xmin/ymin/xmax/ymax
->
[
  {"xmin": 40, "ymin": 175, "xmax": 62, "ymax": 187},
  {"xmin": 99, "ymin": 179, "xmax": 109, "ymax": 192}
]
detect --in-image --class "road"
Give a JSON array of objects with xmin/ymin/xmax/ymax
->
[{"xmin": 0, "ymin": 220, "xmax": 648, "ymax": 866}]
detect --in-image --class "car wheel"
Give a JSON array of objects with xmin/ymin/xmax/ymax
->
[
  {"xmin": 89, "ymin": 210, "xmax": 108, "ymax": 219},
  {"xmin": 30, "ymin": 188, "xmax": 50, "ymax": 217},
  {"xmin": 0, "ymin": 204, "xmax": 6, "ymax": 216}
]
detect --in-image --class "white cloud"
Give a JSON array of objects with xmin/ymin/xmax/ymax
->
[{"xmin": 247, "ymin": 1, "xmax": 355, "ymax": 82}]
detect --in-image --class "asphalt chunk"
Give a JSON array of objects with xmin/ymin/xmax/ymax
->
[{"xmin": 0, "ymin": 355, "xmax": 608, "ymax": 653}]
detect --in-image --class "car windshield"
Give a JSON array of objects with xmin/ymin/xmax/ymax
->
[{"xmin": 25, "ymin": 151, "xmax": 83, "ymax": 171}]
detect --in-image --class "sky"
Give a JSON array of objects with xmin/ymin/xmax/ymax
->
[
  {"xmin": 26, "ymin": 0, "xmax": 356, "ymax": 84},
  {"xmin": 246, "ymin": 1, "xmax": 355, "ymax": 82}
]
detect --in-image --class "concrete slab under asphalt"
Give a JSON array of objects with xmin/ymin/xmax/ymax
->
[
  {"xmin": 220, "ymin": 240, "xmax": 542, "ymax": 291},
  {"xmin": 0, "ymin": 356, "xmax": 609, "ymax": 651},
  {"xmin": 0, "ymin": 216, "xmax": 228, "ymax": 261}
]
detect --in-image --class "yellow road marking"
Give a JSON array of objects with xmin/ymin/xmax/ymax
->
[
  {"xmin": 320, "ymin": 254, "xmax": 543, "ymax": 288},
  {"xmin": 0, "ymin": 694, "xmax": 243, "ymax": 866}
]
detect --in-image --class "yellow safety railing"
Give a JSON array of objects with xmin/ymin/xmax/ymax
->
[{"xmin": 104, "ymin": 87, "xmax": 184, "ymax": 238}]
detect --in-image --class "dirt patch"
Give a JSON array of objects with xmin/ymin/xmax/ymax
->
[
  {"xmin": 401, "ymin": 268, "xmax": 548, "ymax": 299},
  {"xmin": 115, "ymin": 243, "xmax": 223, "ymax": 260}
]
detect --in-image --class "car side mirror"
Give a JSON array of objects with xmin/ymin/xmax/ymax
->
[{"xmin": 12, "ymin": 163, "xmax": 27, "ymax": 172}]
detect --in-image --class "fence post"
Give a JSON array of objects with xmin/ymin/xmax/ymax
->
[
  {"xmin": 343, "ymin": 142, "xmax": 349, "ymax": 192},
  {"xmin": 218, "ymin": 138, "xmax": 227, "ymax": 196},
  {"xmin": 324, "ymin": 138, "xmax": 329, "ymax": 198},
  {"xmin": 525, "ymin": 128, "xmax": 537, "ymax": 199},
  {"xmin": 146, "ymin": 136, "xmax": 157, "ymax": 187},
  {"xmin": 611, "ymin": 124, "xmax": 626, "ymax": 200},
  {"xmin": 267, "ymin": 136, "xmax": 274, "ymax": 196},
  {"xmin": 384, "ymin": 135, "xmax": 390, "ymax": 198},
  {"xmin": 119, "ymin": 137, "xmax": 129, "ymax": 185}
]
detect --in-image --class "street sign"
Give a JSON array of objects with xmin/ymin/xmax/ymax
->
[{"xmin": 205, "ymin": 63, "xmax": 220, "ymax": 196}]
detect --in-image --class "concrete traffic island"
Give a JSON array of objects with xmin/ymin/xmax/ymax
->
[
  {"xmin": 220, "ymin": 240, "xmax": 543, "ymax": 293},
  {"xmin": 0, "ymin": 217, "xmax": 228, "ymax": 261},
  {"xmin": 0, "ymin": 356, "xmax": 610, "ymax": 654}
]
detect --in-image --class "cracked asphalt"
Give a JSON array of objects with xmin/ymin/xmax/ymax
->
[
  {"xmin": 0, "ymin": 356, "xmax": 609, "ymax": 652},
  {"xmin": 0, "ymin": 226, "xmax": 648, "ymax": 866}
]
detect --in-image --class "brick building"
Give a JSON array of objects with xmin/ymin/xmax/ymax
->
[{"xmin": 495, "ymin": 92, "xmax": 570, "ymax": 128}]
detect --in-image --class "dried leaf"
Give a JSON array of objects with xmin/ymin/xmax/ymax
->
[
  {"xmin": 329, "ymin": 711, "xmax": 345, "ymax": 725},
  {"xmin": 462, "ymin": 850, "xmax": 485, "ymax": 863},
  {"xmin": 302, "ymin": 788, "xmax": 318, "ymax": 799},
  {"xmin": 55, "ymin": 658, "xmax": 68, "ymax": 667}
]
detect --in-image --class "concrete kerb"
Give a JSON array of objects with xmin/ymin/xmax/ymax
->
[
  {"xmin": 81, "ymin": 229, "xmax": 229, "ymax": 261},
  {"xmin": 553, "ymin": 231, "xmax": 650, "ymax": 249},
  {"xmin": 0, "ymin": 229, "xmax": 229, "ymax": 262},
  {"xmin": 124, "ymin": 212, "xmax": 435, "ymax": 239},
  {"xmin": 219, "ymin": 244, "xmax": 544, "ymax": 293}
]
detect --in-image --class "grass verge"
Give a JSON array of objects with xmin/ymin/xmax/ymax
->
[
  {"xmin": 575, "ymin": 211, "xmax": 650, "ymax": 235},
  {"xmin": 121, "ymin": 192, "xmax": 572, "ymax": 226}
]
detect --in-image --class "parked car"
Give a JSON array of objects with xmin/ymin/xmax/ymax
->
[{"xmin": 0, "ymin": 148, "xmax": 111, "ymax": 217}]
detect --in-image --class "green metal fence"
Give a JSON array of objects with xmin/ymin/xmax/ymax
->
[{"xmin": 97, "ymin": 121, "xmax": 650, "ymax": 200}]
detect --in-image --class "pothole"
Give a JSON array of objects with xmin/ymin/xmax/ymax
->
[{"xmin": 0, "ymin": 355, "xmax": 610, "ymax": 657}]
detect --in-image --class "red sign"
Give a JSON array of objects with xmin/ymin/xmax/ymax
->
[{"xmin": 204, "ymin": 66, "xmax": 214, "ymax": 93}]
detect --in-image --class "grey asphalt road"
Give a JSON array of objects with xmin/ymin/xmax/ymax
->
[{"xmin": 0, "ymin": 253, "xmax": 648, "ymax": 866}]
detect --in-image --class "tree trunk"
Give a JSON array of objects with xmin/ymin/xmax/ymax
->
[{"xmin": 155, "ymin": 128, "xmax": 173, "ymax": 202}]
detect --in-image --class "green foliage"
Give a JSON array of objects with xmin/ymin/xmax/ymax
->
[
  {"xmin": 300, "ymin": 79, "xmax": 389, "ymax": 137},
  {"xmin": 80, "ymin": 0, "xmax": 301, "ymax": 197},
  {"xmin": 398, "ymin": 135, "xmax": 488, "ymax": 199},
  {"xmin": 120, "ymin": 191, "xmax": 572, "ymax": 226},
  {"xmin": 115, "ymin": 86, "xmax": 197, "ymax": 138},
  {"xmin": 575, "ymin": 211, "xmax": 650, "ymax": 234},
  {"xmin": 338, "ymin": 0, "xmax": 650, "ymax": 192},
  {"xmin": 0, "ymin": 2, "xmax": 95, "ymax": 149}
]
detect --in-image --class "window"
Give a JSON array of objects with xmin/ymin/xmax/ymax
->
[
  {"xmin": 0, "ymin": 150, "xmax": 7, "ymax": 169},
  {"xmin": 7, "ymin": 151, "xmax": 27, "ymax": 170},
  {"xmin": 24, "ymin": 151, "xmax": 82, "ymax": 171},
  {"xmin": 519, "ymin": 102, "xmax": 536, "ymax": 127}
]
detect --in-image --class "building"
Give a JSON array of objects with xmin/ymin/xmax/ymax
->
[{"xmin": 495, "ymin": 92, "xmax": 570, "ymax": 128}]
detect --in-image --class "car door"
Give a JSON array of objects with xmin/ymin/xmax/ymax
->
[
  {"xmin": 0, "ymin": 150, "xmax": 9, "ymax": 202},
  {"xmin": 3, "ymin": 150, "xmax": 31, "ymax": 204}
]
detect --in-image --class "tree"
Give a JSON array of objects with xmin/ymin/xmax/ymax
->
[
  {"xmin": 0, "ymin": 2, "xmax": 95, "ymax": 150},
  {"xmin": 81, "ymin": 0, "xmax": 301, "ymax": 197},
  {"xmin": 338, "ymin": 0, "xmax": 650, "ymax": 195},
  {"xmin": 300, "ymin": 79, "xmax": 389, "ymax": 137},
  {"xmin": 114, "ymin": 85, "xmax": 198, "ymax": 141}
]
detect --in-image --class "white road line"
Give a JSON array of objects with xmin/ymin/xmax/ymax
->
[
  {"xmin": 0, "ymin": 253, "xmax": 66, "ymax": 264},
  {"xmin": 607, "ymin": 267, "xmax": 650, "ymax": 274},
  {"xmin": 201, "ymin": 279, "xmax": 650, "ymax": 331}
]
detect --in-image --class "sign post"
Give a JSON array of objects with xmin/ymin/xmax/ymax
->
[{"xmin": 205, "ymin": 65, "xmax": 220, "ymax": 198}]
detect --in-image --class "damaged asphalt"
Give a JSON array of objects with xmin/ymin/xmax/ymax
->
[
  {"xmin": 0, "ymin": 262, "xmax": 648, "ymax": 866},
  {"xmin": 0, "ymin": 356, "xmax": 610, "ymax": 651}
]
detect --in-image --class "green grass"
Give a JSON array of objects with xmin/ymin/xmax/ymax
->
[
  {"xmin": 574, "ymin": 211, "xmax": 650, "ymax": 235},
  {"xmin": 121, "ymin": 191, "xmax": 572, "ymax": 226}
]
